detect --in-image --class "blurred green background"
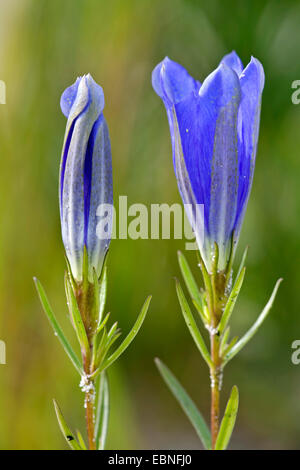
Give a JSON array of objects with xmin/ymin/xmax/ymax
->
[{"xmin": 0, "ymin": 0, "xmax": 299, "ymax": 450}]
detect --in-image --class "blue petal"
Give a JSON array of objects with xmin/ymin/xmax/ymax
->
[
  {"xmin": 60, "ymin": 76, "xmax": 91, "ymax": 206},
  {"xmin": 174, "ymin": 64, "xmax": 241, "ymax": 268},
  {"xmin": 60, "ymin": 77, "xmax": 81, "ymax": 118},
  {"xmin": 86, "ymin": 117, "xmax": 113, "ymax": 276},
  {"xmin": 152, "ymin": 57, "xmax": 200, "ymax": 105},
  {"xmin": 234, "ymin": 57, "xmax": 264, "ymax": 233},
  {"xmin": 60, "ymin": 74, "xmax": 108, "ymax": 281},
  {"xmin": 220, "ymin": 51, "xmax": 244, "ymax": 76}
]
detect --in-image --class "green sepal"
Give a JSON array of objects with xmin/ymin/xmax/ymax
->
[
  {"xmin": 155, "ymin": 358, "xmax": 211, "ymax": 450},
  {"xmin": 175, "ymin": 280, "xmax": 212, "ymax": 369},
  {"xmin": 92, "ymin": 267, "xmax": 101, "ymax": 326},
  {"xmin": 215, "ymin": 386, "xmax": 239, "ymax": 450},
  {"xmin": 98, "ymin": 263, "xmax": 108, "ymax": 326},
  {"xmin": 53, "ymin": 399, "xmax": 82, "ymax": 450},
  {"xmin": 218, "ymin": 266, "xmax": 246, "ymax": 334},
  {"xmin": 82, "ymin": 245, "xmax": 89, "ymax": 291},
  {"xmin": 33, "ymin": 277, "xmax": 83, "ymax": 375},
  {"xmin": 224, "ymin": 278, "xmax": 283, "ymax": 365},
  {"xmin": 95, "ymin": 372, "xmax": 110, "ymax": 450},
  {"xmin": 65, "ymin": 275, "xmax": 90, "ymax": 355},
  {"xmin": 225, "ymin": 232, "xmax": 235, "ymax": 288},
  {"xmin": 234, "ymin": 245, "xmax": 248, "ymax": 286},
  {"xmin": 64, "ymin": 255, "xmax": 77, "ymax": 292},
  {"xmin": 211, "ymin": 242, "xmax": 219, "ymax": 309},
  {"xmin": 98, "ymin": 295, "xmax": 151, "ymax": 374}
]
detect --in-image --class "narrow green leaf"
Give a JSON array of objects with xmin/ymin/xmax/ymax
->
[
  {"xmin": 107, "ymin": 321, "xmax": 118, "ymax": 340},
  {"xmin": 76, "ymin": 430, "xmax": 87, "ymax": 450},
  {"xmin": 177, "ymin": 251, "xmax": 207, "ymax": 324},
  {"xmin": 220, "ymin": 327, "xmax": 230, "ymax": 356},
  {"xmin": 215, "ymin": 386, "xmax": 239, "ymax": 450},
  {"xmin": 33, "ymin": 278, "xmax": 82, "ymax": 375},
  {"xmin": 155, "ymin": 358, "xmax": 211, "ymax": 450},
  {"xmin": 97, "ymin": 312, "xmax": 110, "ymax": 334},
  {"xmin": 222, "ymin": 336, "xmax": 238, "ymax": 358},
  {"xmin": 218, "ymin": 267, "xmax": 246, "ymax": 333},
  {"xmin": 224, "ymin": 279, "xmax": 283, "ymax": 365},
  {"xmin": 175, "ymin": 280, "xmax": 212, "ymax": 368},
  {"xmin": 95, "ymin": 372, "xmax": 110, "ymax": 450},
  {"xmin": 53, "ymin": 399, "xmax": 82, "ymax": 450},
  {"xmin": 234, "ymin": 245, "xmax": 248, "ymax": 286},
  {"xmin": 65, "ymin": 277, "xmax": 90, "ymax": 354},
  {"xmin": 94, "ymin": 327, "xmax": 108, "ymax": 369},
  {"xmin": 100, "ymin": 295, "xmax": 151, "ymax": 371},
  {"xmin": 192, "ymin": 298, "xmax": 210, "ymax": 324}
]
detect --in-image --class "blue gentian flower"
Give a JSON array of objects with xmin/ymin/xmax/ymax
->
[
  {"xmin": 152, "ymin": 52, "xmax": 264, "ymax": 272},
  {"xmin": 60, "ymin": 74, "xmax": 113, "ymax": 282}
]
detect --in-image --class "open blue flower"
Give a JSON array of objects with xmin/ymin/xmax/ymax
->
[
  {"xmin": 152, "ymin": 52, "xmax": 264, "ymax": 272},
  {"xmin": 60, "ymin": 74, "xmax": 113, "ymax": 282}
]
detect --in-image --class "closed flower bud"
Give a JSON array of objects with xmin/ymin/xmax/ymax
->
[{"xmin": 59, "ymin": 74, "xmax": 113, "ymax": 282}]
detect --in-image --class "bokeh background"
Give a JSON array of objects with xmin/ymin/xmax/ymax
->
[{"xmin": 0, "ymin": 0, "xmax": 299, "ymax": 450}]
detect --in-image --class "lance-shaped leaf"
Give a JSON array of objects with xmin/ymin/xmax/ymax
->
[
  {"xmin": 175, "ymin": 280, "xmax": 212, "ymax": 368},
  {"xmin": 76, "ymin": 430, "xmax": 87, "ymax": 450},
  {"xmin": 97, "ymin": 312, "xmax": 110, "ymax": 334},
  {"xmin": 100, "ymin": 295, "xmax": 151, "ymax": 372},
  {"xmin": 34, "ymin": 278, "xmax": 82, "ymax": 375},
  {"xmin": 53, "ymin": 399, "xmax": 82, "ymax": 450},
  {"xmin": 65, "ymin": 276, "xmax": 90, "ymax": 355},
  {"xmin": 215, "ymin": 386, "xmax": 239, "ymax": 450},
  {"xmin": 234, "ymin": 245, "xmax": 248, "ymax": 286},
  {"xmin": 177, "ymin": 251, "xmax": 207, "ymax": 324},
  {"xmin": 218, "ymin": 266, "xmax": 246, "ymax": 333},
  {"xmin": 95, "ymin": 372, "xmax": 109, "ymax": 450},
  {"xmin": 222, "ymin": 336, "xmax": 238, "ymax": 358},
  {"xmin": 224, "ymin": 278, "xmax": 282, "ymax": 365},
  {"xmin": 220, "ymin": 327, "xmax": 230, "ymax": 356},
  {"xmin": 155, "ymin": 358, "xmax": 211, "ymax": 450}
]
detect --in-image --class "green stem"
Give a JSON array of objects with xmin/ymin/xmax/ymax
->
[
  {"xmin": 210, "ymin": 330, "xmax": 221, "ymax": 449},
  {"xmin": 209, "ymin": 268, "xmax": 225, "ymax": 450},
  {"xmin": 83, "ymin": 353, "xmax": 96, "ymax": 450},
  {"xmin": 76, "ymin": 276, "xmax": 97, "ymax": 451}
]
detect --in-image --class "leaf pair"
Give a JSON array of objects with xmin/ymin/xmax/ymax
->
[
  {"xmin": 155, "ymin": 359, "xmax": 239, "ymax": 450},
  {"xmin": 53, "ymin": 371, "xmax": 109, "ymax": 450},
  {"xmin": 34, "ymin": 276, "xmax": 151, "ymax": 379},
  {"xmin": 34, "ymin": 277, "xmax": 83, "ymax": 375}
]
